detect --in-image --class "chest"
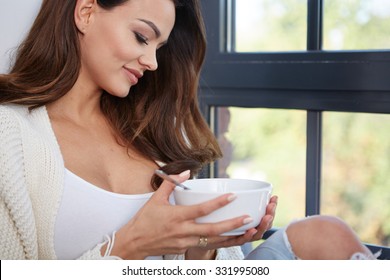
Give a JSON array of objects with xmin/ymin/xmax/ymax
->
[{"xmin": 52, "ymin": 120, "xmax": 157, "ymax": 194}]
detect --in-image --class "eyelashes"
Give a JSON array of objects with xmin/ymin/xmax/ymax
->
[{"xmin": 134, "ymin": 32, "xmax": 148, "ymax": 45}]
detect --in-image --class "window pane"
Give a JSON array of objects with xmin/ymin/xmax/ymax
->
[
  {"xmin": 324, "ymin": 0, "xmax": 390, "ymax": 50},
  {"xmin": 322, "ymin": 112, "xmax": 390, "ymax": 246},
  {"xmin": 234, "ymin": 0, "xmax": 307, "ymax": 52},
  {"xmin": 216, "ymin": 107, "xmax": 307, "ymax": 227}
]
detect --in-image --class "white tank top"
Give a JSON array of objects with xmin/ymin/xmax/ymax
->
[{"xmin": 54, "ymin": 169, "xmax": 161, "ymax": 260}]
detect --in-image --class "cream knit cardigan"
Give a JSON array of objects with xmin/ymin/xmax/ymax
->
[{"xmin": 0, "ymin": 104, "xmax": 243, "ymax": 260}]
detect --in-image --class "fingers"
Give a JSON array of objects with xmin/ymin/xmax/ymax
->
[
  {"xmin": 186, "ymin": 228, "xmax": 255, "ymax": 250},
  {"xmin": 267, "ymin": 195, "xmax": 278, "ymax": 217},
  {"xmin": 152, "ymin": 170, "xmax": 191, "ymax": 201},
  {"xmin": 270, "ymin": 195, "xmax": 278, "ymax": 205},
  {"xmin": 250, "ymin": 215, "xmax": 272, "ymax": 240},
  {"xmin": 149, "ymin": 177, "xmax": 279, "ymax": 253},
  {"xmin": 263, "ymin": 195, "xmax": 278, "ymax": 229},
  {"xmin": 244, "ymin": 196, "xmax": 278, "ymax": 241}
]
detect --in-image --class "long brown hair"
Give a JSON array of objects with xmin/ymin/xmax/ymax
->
[{"xmin": 0, "ymin": 0, "xmax": 222, "ymax": 189}]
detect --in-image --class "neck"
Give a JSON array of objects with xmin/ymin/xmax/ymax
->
[{"xmin": 47, "ymin": 71, "xmax": 104, "ymax": 124}]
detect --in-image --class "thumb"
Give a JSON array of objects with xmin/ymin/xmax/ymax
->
[{"xmin": 153, "ymin": 170, "xmax": 191, "ymax": 201}]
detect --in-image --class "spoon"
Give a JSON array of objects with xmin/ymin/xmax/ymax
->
[{"xmin": 154, "ymin": 169, "xmax": 192, "ymax": 190}]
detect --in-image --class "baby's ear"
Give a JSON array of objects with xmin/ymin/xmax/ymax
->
[{"xmin": 74, "ymin": 0, "xmax": 98, "ymax": 34}]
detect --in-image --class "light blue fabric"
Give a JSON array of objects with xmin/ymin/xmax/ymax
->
[{"xmin": 245, "ymin": 227, "xmax": 297, "ymax": 260}]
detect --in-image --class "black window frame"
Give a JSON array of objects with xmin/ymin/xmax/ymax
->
[{"xmin": 198, "ymin": 0, "xmax": 390, "ymax": 258}]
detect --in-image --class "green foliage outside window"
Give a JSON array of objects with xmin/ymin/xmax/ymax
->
[{"xmin": 221, "ymin": 108, "xmax": 390, "ymax": 246}]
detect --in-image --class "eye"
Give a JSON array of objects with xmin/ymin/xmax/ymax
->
[{"xmin": 134, "ymin": 32, "xmax": 148, "ymax": 45}]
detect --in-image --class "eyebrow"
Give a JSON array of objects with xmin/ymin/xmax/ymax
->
[{"xmin": 137, "ymin": 18, "xmax": 161, "ymax": 38}]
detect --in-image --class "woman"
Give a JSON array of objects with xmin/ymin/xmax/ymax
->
[{"xmin": 0, "ymin": 0, "xmax": 377, "ymax": 260}]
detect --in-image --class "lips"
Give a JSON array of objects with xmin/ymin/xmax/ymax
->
[{"xmin": 123, "ymin": 67, "xmax": 143, "ymax": 85}]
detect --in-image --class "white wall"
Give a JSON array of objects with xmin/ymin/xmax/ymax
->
[{"xmin": 0, "ymin": 0, "xmax": 42, "ymax": 73}]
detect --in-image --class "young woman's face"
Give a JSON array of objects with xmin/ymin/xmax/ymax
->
[{"xmin": 78, "ymin": 0, "xmax": 176, "ymax": 97}]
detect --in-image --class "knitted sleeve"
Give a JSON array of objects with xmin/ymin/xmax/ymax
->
[
  {"xmin": 0, "ymin": 106, "xmax": 38, "ymax": 259},
  {"xmin": 0, "ymin": 197, "xmax": 27, "ymax": 259}
]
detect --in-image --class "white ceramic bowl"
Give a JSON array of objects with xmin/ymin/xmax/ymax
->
[{"xmin": 173, "ymin": 178, "xmax": 272, "ymax": 236}]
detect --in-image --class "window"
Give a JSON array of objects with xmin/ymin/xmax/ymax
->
[
  {"xmin": 235, "ymin": 0, "xmax": 307, "ymax": 52},
  {"xmin": 322, "ymin": 112, "xmax": 390, "ymax": 246},
  {"xmin": 216, "ymin": 107, "xmax": 307, "ymax": 227},
  {"xmin": 324, "ymin": 0, "xmax": 390, "ymax": 50},
  {"xmin": 199, "ymin": 0, "xmax": 390, "ymax": 257}
]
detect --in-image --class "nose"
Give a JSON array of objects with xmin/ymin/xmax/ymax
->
[{"xmin": 139, "ymin": 49, "xmax": 158, "ymax": 71}]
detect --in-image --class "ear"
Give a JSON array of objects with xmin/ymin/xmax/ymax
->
[{"xmin": 74, "ymin": 0, "xmax": 98, "ymax": 34}]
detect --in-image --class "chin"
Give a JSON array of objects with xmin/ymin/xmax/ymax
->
[{"xmin": 106, "ymin": 87, "xmax": 131, "ymax": 98}]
